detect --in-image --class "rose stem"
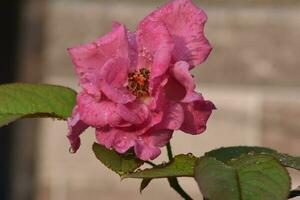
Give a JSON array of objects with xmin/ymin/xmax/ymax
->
[{"xmin": 166, "ymin": 142, "xmax": 193, "ymax": 200}]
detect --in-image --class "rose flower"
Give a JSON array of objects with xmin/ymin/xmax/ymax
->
[{"xmin": 67, "ymin": 0, "xmax": 215, "ymax": 161}]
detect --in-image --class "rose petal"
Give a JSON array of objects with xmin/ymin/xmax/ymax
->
[
  {"xmin": 180, "ymin": 99, "xmax": 216, "ymax": 134},
  {"xmin": 95, "ymin": 127, "xmax": 118, "ymax": 149},
  {"xmin": 113, "ymin": 22, "xmax": 138, "ymax": 70},
  {"xmin": 148, "ymin": 77, "xmax": 168, "ymax": 110},
  {"xmin": 142, "ymin": 0, "xmax": 212, "ymax": 67},
  {"xmin": 68, "ymin": 24, "xmax": 130, "ymax": 97},
  {"xmin": 117, "ymin": 111, "xmax": 163, "ymax": 137},
  {"xmin": 101, "ymin": 84, "xmax": 136, "ymax": 104},
  {"xmin": 160, "ymin": 101, "xmax": 184, "ymax": 130},
  {"xmin": 97, "ymin": 58, "xmax": 135, "ymax": 104},
  {"xmin": 68, "ymin": 43, "xmax": 102, "ymax": 98},
  {"xmin": 146, "ymin": 129, "xmax": 173, "ymax": 148},
  {"xmin": 96, "ymin": 115, "xmax": 172, "ymax": 160},
  {"xmin": 77, "ymin": 91, "xmax": 122, "ymax": 127},
  {"xmin": 67, "ymin": 106, "xmax": 89, "ymax": 153},
  {"xmin": 134, "ymin": 129, "xmax": 173, "ymax": 160},
  {"xmin": 96, "ymin": 128, "xmax": 136, "ymax": 153},
  {"xmin": 172, "ymin": 61, "xmax": 202, "ymax": 102},
  {"xmin": 136, "ymin": 19, "xmax": 174, "ymax": 79},
  {"xmin": 133, "ymin": 111, "xmax": 163, "ymax": 136},
  {"xmin": 134, "ymin": 141, "xmax": 161, "ymax": 161},
  {"xmin": 99, "ymin": 58, "xmax": 128, "ymax": 87},
  {"xmin": 113, "ymin": 132, "xmax": 136, "ymax": 153},
  {"xmin": 117, "ymin": 101, "xmax": 149, "ymax": 124},
  {"xmin": 164, "ymin": 75, "xmax": 186, "ymax": 101}
]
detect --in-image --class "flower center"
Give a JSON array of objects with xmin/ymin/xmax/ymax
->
[{"xmin": 127, "ymin": 68, "xmax": 150, "ymax": 98}]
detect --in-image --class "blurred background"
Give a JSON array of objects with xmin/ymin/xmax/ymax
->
[{"xmin": 1, "ymin": 0, "xmax": 300, "ymax": 199}]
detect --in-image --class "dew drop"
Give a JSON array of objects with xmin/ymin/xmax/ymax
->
[
  {"xmin": 116, "ymin": 140, "xmax": 126, "ymax": 148},
  {"xmin": 161, "ymin": 161, "xmax": 167, "ymax": 166},
  {"xmin": 69, "ymin": 147, "xmax": 75, "ymax": 154},
  {"xmin": 187, "ymin": 153, "xmax": 194, "ymax": 157},
  {"xmin": 136, "ymin": 169, "xmax": 142, "ymax": 172}
]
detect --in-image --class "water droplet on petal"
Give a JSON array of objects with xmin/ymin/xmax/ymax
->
[{"xmin": 116, "ymin": 140, "xmax": 126, "ymax": 149}]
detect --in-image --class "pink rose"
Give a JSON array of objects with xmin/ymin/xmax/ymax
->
[{"xmin": 67, "ymin": 0, "xmax": 215, "ymax": 161}]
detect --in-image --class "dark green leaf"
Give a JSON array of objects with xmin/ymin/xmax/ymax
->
[
  {"xmin": 123, "ymin": 154, "xmax": 197, "ymax": 179},
  {"xmin": 195, "ymin": 154, "xmax": 291, "ymax": 200},
  {"xmin": 206, "ymin": 146, "xmax": 300, "ymax": 170},
  {"xmin": 140, "ymin": 178, "xmax": 152, "ymax": 193},
  {"xmin": 195, "ymin": 157, "xmax": 240, "ymax": 200},
  {"xmin": 0, "ymin": 83, "xmax": 77, "ymax": 127},
  {"xmin": 92, "ymin": 143, "xmax": 143, "ymax": 176}
]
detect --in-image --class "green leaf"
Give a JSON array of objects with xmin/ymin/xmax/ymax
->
[
  {"xmin": 289, "ymin": 186, "xmax": 300, "ymax": 199},
  {"xmin": 123, "ymin": 154, "xmax": 197, "ymax": 179},
  {"xmin": 92, "ymin": 143, "xmax": 143, "ymax": 176},
  {"xmin": 195, "ymin": 154, "xmax": 291, "ymax": 200},
  {"xmin": 206, "ymin": 146, "xmax": 300, "ymax": 170},
  {"xmin": 195, "ymin": 157, "xmax": 240, "ymax": 200},
  {"xmin": 140, "ymin": 178, "xmax": 152, "ymax": 193},
  {"xmin": 0, "ymin": 83, "xmax": 77, "ymax": 127}
]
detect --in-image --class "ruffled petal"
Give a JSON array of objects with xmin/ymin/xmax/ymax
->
[
  {"xmin": 96, "ymin": 128, "xmax": 136, "ymax": 153},
  {"xmin": 100, "ymin": 58, "xmax": 128, "ymax": 87},
  {"xmin": 147, "ymin": 77, "xmax": 167, "ymax": 110},
  {"xmin": 95, "ymin": 127, "xmax": 117, "ymax": 149},
  {"xmin": 164, "ymin": 75, "xmax": 186, "ymax": 101},
  {"xmin": 68, "ymin": 24, "xmax": 130, "ymax": 98},
  {"xmin": 171, "ymin": 61, "xmax": 202, "ymax": 102},
  {"xmin": 96, "ymin": 110, "xmax": 163, "ymax": 156},
  {"xmin": 135, "ymin": 129, "xmax": 173, "ymax": 160},
  {"xmin": 67, "ymin": 106, "xmax": 89, "ymax": 153},
  {"xmin": 180, "ymin": 99, "xmax": 216, "ymax": 134},
  {"xmin": 117, "ymin": 101, "xmax": 149, "ymax": 124},
  {"xmin": 113, "ymin": 22, "xmax": 139, "ymax": 70},
  {"xmin": 146, "ymin": 129, "xmax": 173, "ymax": 148},
  {"xmin": 134, "ymin": 111, "xmax": 163, "ymax": 136},
  {"xmin": 96, "ymin": 114, "xmax": 165, "ymax": 156},
  {"xmin": 68, "ymin": 42, "xmax": 102, "ymax": 98},
  {"xmin": 77, "ymin": 91, "xmax": 122, "ymax": 127},
  {"xmin": 142, "ymin": 0, "xmax": 212, "ymax": 67},
  {"xmin": 164, "ymin": 70, "xmax": 203, "ymax": 103},
  {"xmin": 136, "ymin": 19, "xmax": 174, "ymax": 79},
  {"xmin": 160, "ymin": 101, "xmax": 184, "ymax": 130},
  {"xmin": 122, "ymin": 111, "xmax": 163, "ymax": 137},
  {"xmin": 113, "ymin": 132, "xmax": 136, "ymax": 153},
  {"xmin": 100, "ymin": 58, "xmax": 135, "ymax": 104},
  {"xmin": 134, "ymin": 142, "xmax": 161, "ymax": 161},
  {"xmin": 101, "ymin": 84, "xmax": 135, "ymax": 104}
]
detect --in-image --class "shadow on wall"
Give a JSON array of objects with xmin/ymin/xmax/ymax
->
[{"xmin": 0, "ymin": 1, "xmax": 22, "ymax": 200}]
